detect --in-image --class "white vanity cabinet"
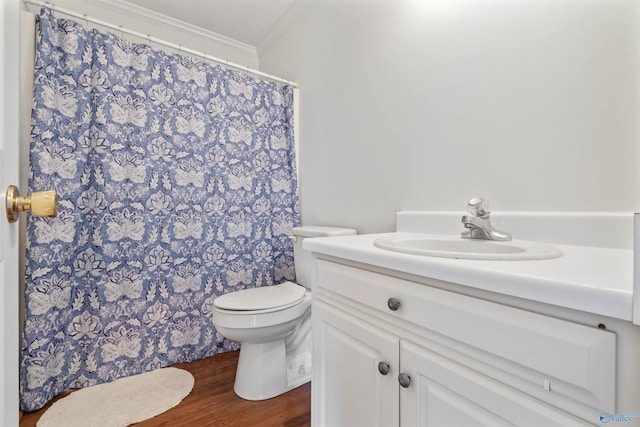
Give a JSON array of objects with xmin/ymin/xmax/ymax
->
[{"xmin": 312, "ymin": 259, "xmax": 617, "ymax": 426}]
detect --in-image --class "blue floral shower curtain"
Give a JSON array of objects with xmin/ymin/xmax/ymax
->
[{"xmin": 21, "ymin": 8, "xmax": 299, "ymax": 411}]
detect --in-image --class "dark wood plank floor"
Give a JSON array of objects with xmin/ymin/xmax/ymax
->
[{"xmin": 20, "ymin": 350, "xmax": 311, "ymax": 427}]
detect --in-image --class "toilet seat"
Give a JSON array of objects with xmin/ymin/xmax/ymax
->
[
  {"xmin": 213, "ymin": 290, "xmax": 311, "ymax": 329},
  {"xmin": 214, "ymin": 281, "xmax": 306, "ymax": 314}
]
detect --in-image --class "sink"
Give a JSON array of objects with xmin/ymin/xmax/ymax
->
[{"xmin": 373, "ymin": 235, "xmax": 563, "ymax": 260}]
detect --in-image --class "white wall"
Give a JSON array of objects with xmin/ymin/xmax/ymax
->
[{"xmin": 260, "ymin": 0, "xmax": 640, "ymax": 234}]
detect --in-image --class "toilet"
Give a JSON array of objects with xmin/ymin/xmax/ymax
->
[{"xmin": 212, "ymin": 226, "xmax": 356, "ymax": 400}]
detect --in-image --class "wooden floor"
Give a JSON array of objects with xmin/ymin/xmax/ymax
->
[{"xmin": 20, "ymin": 351, "xmax": 311, "ymax": 427}]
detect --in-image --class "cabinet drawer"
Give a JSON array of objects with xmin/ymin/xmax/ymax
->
[{"xmin": 316, "ymin": 260, "xmax": 616, "ymax": 414}]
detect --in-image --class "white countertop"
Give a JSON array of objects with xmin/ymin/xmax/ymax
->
[{"xmin": 304, "ymin": 232, "xmax": 634, "ymax": 321}]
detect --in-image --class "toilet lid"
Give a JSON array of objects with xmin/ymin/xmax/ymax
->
[{"xmin": 213, "ymin": 281, "xmax": 306, "ymax": 311}]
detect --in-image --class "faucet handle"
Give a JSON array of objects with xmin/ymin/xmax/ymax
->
[{"xmin": 467, "ymin": 197, "xmax": 490, "ymax": 217}]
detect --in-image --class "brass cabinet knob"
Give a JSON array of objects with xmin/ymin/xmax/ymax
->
[{"xmin": 5, "ymin": 185, "xmax": 58, "ymax": 223}]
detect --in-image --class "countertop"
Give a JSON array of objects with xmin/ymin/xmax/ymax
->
[{"xmin": 304, "ymin": 232, "xmax": 634, "ymax": 321}]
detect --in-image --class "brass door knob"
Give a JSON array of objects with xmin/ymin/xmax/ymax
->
[{"xmin": 5, "ymin": 185, "xmax": 58, "ymax": 223}]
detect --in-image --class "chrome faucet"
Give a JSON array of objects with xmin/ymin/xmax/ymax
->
[{"xmin": 461, "ymin": 198, "xmax": 511, "ymax": 241}]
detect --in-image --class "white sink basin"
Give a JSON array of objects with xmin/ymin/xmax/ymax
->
[{"xmin": 373, "ymin": 235, "xmax": 563, "ymax": 260}]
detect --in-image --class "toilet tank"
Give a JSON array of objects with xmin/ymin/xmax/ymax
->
[{"xmin": 291, "ymin": 226, "xmax": 356, "ymax": 288}]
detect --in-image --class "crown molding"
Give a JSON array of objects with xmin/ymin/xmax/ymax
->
[
  {"xmin": 257, "ymin": 0, "xmax": 313, "ymax": 57},
  {"xmin": 69, "ymin": 0, "xmax": 258, "ymax": 57}
]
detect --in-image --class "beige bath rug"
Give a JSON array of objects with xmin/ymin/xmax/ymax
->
[{"xmin": 37, "ymin": 367, "xmax": 194, "ymax": 427}]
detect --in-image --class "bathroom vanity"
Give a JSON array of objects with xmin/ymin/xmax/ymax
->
[{"xmin": 304, "ymin": 212, "xmax": 640, "ymax": 426}]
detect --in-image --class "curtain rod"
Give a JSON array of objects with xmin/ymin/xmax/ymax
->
[{"xmin": 22, "ymin": 0, "xmax": 298, "ymax": 88}]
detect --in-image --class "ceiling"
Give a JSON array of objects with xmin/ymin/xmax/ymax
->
[{"xmin": 121, "ymin": 0, "xmax": 298, "ymax": 47}]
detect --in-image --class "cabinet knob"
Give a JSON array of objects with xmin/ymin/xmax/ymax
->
[
  {"xmin": 378, "ymin": 361, "xmax": 390, "ymax": 375},
  {"xmin": 387, "ymin": 297, "xmax": 401, "ymax": 311},
  {"xmin": 398, "ymin": 373, "xmax": 412, "ymax": 388}
]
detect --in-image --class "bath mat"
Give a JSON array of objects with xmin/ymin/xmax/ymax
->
[{"xmin": 37, "ymin": 367, "xmax": 194, "ymax": 427}]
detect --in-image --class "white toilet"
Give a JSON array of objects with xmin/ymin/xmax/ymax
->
[{"xmin": 212, "ymin": 226, "xmax": 356, "ymax": 400}]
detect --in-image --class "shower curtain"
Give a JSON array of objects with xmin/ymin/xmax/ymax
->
[{"xmin": 20, "ymin": 7, "xmax": 299, "ymax": 411}]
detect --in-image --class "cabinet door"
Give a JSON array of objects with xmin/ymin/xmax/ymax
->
[
  {"xmin": 400, "ymin": 341, "xmax": 588, "ymax": 427},
  {"xmin": 313, "ymin": 299, "xmax": 399, "ymax": 427}
]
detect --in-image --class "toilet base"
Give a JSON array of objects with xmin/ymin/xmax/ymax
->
[{"xmin": 234, "ymin": 339, "xmax": 311, "ymax": 400}]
